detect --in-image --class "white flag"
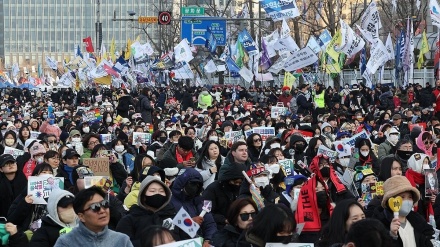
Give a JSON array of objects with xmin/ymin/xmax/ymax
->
[
  {"xmin": 172, "ymin": 207, "xmax": 200, "ymax": 238},
  {"xmin": 359, "ymin": 1, "xmax": 381, "ymax": 42},
  {"xmin": 281, "ymin": 19, "xmax": 291, "ymax": 38},
  {"xmin": 58, "ymin": 72, "xmax": 75, "ymax": 87},
  {"xmin": 144, "ymin": 43, "xmax": 154, "ymax": 56},
  {"xmin": 239, "ymin": 66, "xmax": 254, "ymax": 82},
  {"xmin": 45, "ymin": 56, "xmax": 58, "ymax": 70},
  {"xmin": 366, "ymin": 40, "xmax": 389, "ymax": 74},
  {"xmin": 274, "ymin": 36, "xmax": 300, "ymax": 54},
  {"xmin": 204, "ymin": 59, "xmax": 217, "ymax": 73},
  {"xmin": 430, "ymin": 0, "xmax": 440, "ymax": 27},
  {"xmin": 174, "ymin": 39, "xmax": 194, "ymax": 63},
  {"xmin": 336, "ymin": 20, "xmax": 365, "ymax": 57},
  {"xmin": 385, "ymin": 33, "xmax": 395, "ymax": 60}
]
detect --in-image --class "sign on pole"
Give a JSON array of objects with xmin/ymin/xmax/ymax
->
[
  {"xmin": 181, "ymin": 7, "xmax": 205, "ymax": 16},
  {"xmin": 138, "ymin": 16, "xmax": 159, "ymax": 24},
  {"xmin": 181, "ymin": 17, "xmax": 227, "ymax": 46},
  {"xmin": 158, "ymin": 11, "xmax": 172, "ymax": 25}
]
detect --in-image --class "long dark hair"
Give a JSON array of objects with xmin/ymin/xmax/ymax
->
[
  {"xmin": 195, "ymin": 140, "xmax": 222, "ymax": 171},
  {"xmin": 226, "ymin": 198, "xmax": 258, "ymax": 227},
  {"xmin": 18, "ymin": 125, "xmax": 31, "ymax": 144},
  {"xmin": 317, "ymin": 199, "xmax": 364, "ymax": 246}
]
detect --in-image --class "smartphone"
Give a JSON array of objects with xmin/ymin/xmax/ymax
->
[{"xmin": 189, "ymin": 157, "xmax": 196, "ymax": 163}]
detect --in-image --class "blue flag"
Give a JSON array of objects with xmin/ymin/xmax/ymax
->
[
  {"xmin": 395, "ymin": 31, "xmax": 405, "ymax": 79},
  {"xmin": 360, "ymin": 47, "xmax": 366, "ymax": 75},
  {"xmin": 76, "ymin": 45, "xmax": 83, "ymax": 59},
  {"xmin": 238, "ymin": 29, "xmax": 258, "ymax": 55},
  {"xmin": 226, "ymin": 57, "xmax": 240, "ymax": 77},
  {"xmin": 205, "ymin": 28, "xmax": 217, "ymax": 54}
]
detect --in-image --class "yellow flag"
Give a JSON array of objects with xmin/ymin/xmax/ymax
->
[
  {"xmin": 110, "ymin": 37, "xmax": 116, "ymax": 62},
  {"xmin": 325, "ymin": 63, "xmax": 341, "ymax": 74},
  {"xmin": 94, "ymin": 75, "xmax": 112, "ymax": 85},
  {"xmin": 124, "ymin": 39, "xmax": 132, "ymax": 60},
  {"xmin": 283, "ymin": 71, "xmax": 296, "ymax": 89},
  {"xmin": 325, "ymin": 30, "xmax": 341, "ymax": 62},
  {"xmin": 135, "ymin": 35, "xmax": 141, "ymax": 42},
  {"xmin": 417, "ymin": 30, "xmax": 429, "ymax": 69}
]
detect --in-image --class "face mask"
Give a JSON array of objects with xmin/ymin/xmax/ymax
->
[
  {"xmin": 106, "ymin": 108, "xmax": 111, "ymax": 112},
  {"xmin": 423, "ymin": 164, "xmax": 430, "ymax": 170},
  {"xmin": 316, "ymin": 191, "xmax": 328, "ymax": 209},
  {"xmin": 245, "ymin": 112, "xmax": 250, "ymax": 116},
  {"xmin": 286, "ymin": 120, "xmax": 291, "ymax": 125},
  {"xmin": 339, "ymin": 158, "xmax": 350, "ymax": 167},
  {"xmin": 272, "ymin": 235, "xmax": 293, "ymax": 244},
  {"xmin": 345, "ymin": 85, "xmax": 349, "ymax": 89},
  {"xmin": 184, "ymin": 183, "xmax": 201, "ymax": 198},
  {"xmin": 115, "ymin": 145, "xmax": 124, "ymax": 153},
  {"xmin": 208, "ymin": 136, "xmax": 218, "ymax": 142},
  {"xmin": 320, "ymin": 167, "xmax": 330, "ymax": 178},
  {"xmin": 396, "ymin": 150, "xmax": 413, "ymax": 161},
  {"xmin": 82, "ymin": 127, "xmax": 90, "ymax": 133},
  {"xmin": 43, "ymin": 114, "xmax": 48, "ymax": 119},
  {"xmin": 159, "ymin": 137, "xmax": 167, "ymax": 143},
  {"xmin": 360, "ymin": 151, "xmax": 369, "ymax": 157},
  {"xmin": 72, "ymin": 137, "xmax": 81, "ymax": 143},
  {"xmin": 399, "ymin": 199, "xmax": 413, "ymax": 217},
  {"xmin": 59, "ymin": 208, "xmax": 76, "ymax": 224},
  {"xmin": 388, "ymin": 134, "xmax": 399, "ymax": 145},
  {"xmin": 294, "ymin": 144, "xmax": 306, "ymax": 152},
  {"xmin": 233, "ymin": 108, "xmax": 239, "ymax": 112},
  {"xmin": 254, "ymin": 176, "xmax": 270, "ymax": 188},
  {"xmin": 267, "ymin": 164, "xmax": 280, "ymax": 175},
  {"xmin": 5, "ymin": 139, "xmax": 14, "ymax": 146},
  {"xmin": 278, "ymin": 129, "xmax": 285, "ymax": 134},
  {"xmin": 0, "ymin": 106, "xmax": 5, "ymax": 110},
  {"xmin": 36, "ymin": 157, "xmax": 44, "ymax": 164},
  {"xmin": 143, "ymin": 194, "xmax": 168, "ymax": 209},
  {"xmin": 106, "ymin": 117, "xmax": 112, "ymax": 123}
]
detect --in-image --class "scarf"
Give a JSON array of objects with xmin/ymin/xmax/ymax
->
[
  {"xmin": 359, "ymin": 155, "xmax": 372, "ymax": 167},
  {"xmin": 310, "ymin": 156, "xmax": 346, "ymax": 193},
  {"xmin": 175, "ymin": 148, "xmax": 193, "ymax": 164},
  {"xmin": 63, "ymin": 165, "xmax": 74, "ymax": 185},
  {"xmin": 416, "ymin": 131, "xmax": 434, "ymax": 157},
  {"xmin": 23, "ymin": 159, "xmax": 36, "ymax": 179},
  {"xmin": 295, "ymin": 176, "xmax": 321, "ymax": 232},
  {"xmin": 405, "ymin": 168, "xmax": 424, "ymax": 213}
]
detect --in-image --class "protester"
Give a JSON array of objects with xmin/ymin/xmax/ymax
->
[{"xmin": 0, "ymin": 154, "xmax": 27, "ymax": 218}]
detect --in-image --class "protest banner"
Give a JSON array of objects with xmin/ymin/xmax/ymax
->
[
  {"xmin": 271, "ymin": 106, "xmax": 288, "ymax": 119},
  {"xmin": 4, "ymin": 146, "xmax": 25, "ymax": 159},
  {"xmin": 409, "ymin": 122, "xmax": 426, "ymax": 131},
  {"xmin": 132, "ymin": 132, "xmax": 152, "ymax": 145},
  {"xmin": 83, "ymin": 158, "xmax": 110, "ymax": 176},
  {"xmin": 83, "ymin": 110, "xmax": 97, "ymax": 122},
  {"xmin": 284, "ymin": 47, "xmax": 319, "ymax": 72},
  {"xmin": 30, "ymin": 131, "xmax": 41, "ymax": 139},
  {"xmin": 28, "ymin": 176, "xmax": 64, "ymax": 204},
  {"xmin": 100, "ymin": 134, "xmax": 112, "ymax": 144},
  {"xmin": 224, "ymin": 131, "xmax": 244, "ymax": 144},
  {"xmin": 157, "ymin": 238, "xmax": 203, "ymax": 247},
  {"xmin": 317, "ymin": 145, "xmax": 338, "ymax": 161},
  {"xmin": 342, "ymin": 130, "xmax": 370, "ymax": 147},
  {"xmin": 244, "ymin": 129, "xmax": 254, "ymax": 138},
  {"xmin": 260, "ymin": 0, "xmax": 300, "ymax": 21}
]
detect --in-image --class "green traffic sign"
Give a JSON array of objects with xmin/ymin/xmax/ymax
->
[{"xmin": 181, "ymin": 7, "xmax": 205, "ymax": 16}]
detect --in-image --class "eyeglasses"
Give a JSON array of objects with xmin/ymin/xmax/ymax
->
[
  {"xmin": 239, "ymin": 212, "xmax": 256, "ymax": 221},
  {"xmin": 88, "ymin": 140, "xmax": 100, "ymax": 146},
  {"xmin": 84, "ymin": 200, "xmax": 110, "ymax": 213},
  {"xmin": 49, "ymin": 157, "xmax": 60, "ymax": 161},
  {"xmin": 253, "ymin": 138, "xmax": 261, "ymax": 143}
]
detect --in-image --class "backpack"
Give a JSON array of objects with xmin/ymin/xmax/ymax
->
[{"xmin": 289, "ymin": 95, "xmax": 298, "ymax": 114}]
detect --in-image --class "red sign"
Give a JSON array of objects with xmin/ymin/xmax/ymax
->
[{"xmin": 158, "ymin": 11, "xmax": 172, "ymax": 25}]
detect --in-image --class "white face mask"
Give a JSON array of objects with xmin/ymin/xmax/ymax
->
[
  {"xmin": 423, "ymin": 164, "xmax": 430, "ymax": 170},
  {"xmin": 267, "ymin": 164, "xmax": 280, "ymax": 174},
  {"xmin": 278, "ymin": 129, "xmax": 285, "ymax": 134},
  {"xmin": 36, "ymin": 157, "xmax": 44, "ymax": 164},
  {"xmin": 106, "ymin": 117, "xmax": 112, "ymax": 123},
  {"xmin": 115, "ymin": 145, "xmax": 125, "ymax": 153},
  {"xmin": 82, "ymin": 127, "xmax": 90, "ymax": 133},
  {"xmin": 254, "ymin": 176, "xmax": 270, "ymax": 188},
  {"xmin": 339, "ymin": 158, "xmax": 350, "ymax": 167},
  {"xmin": 388, "ymin": 134, "xmax": 399, "ymax": 144},
  {"xmin": 270, "ymin": 143, "xmax": 281, "ymax": 149},
  {"xmin": 208, "ymin": 136, "xmax": 219, "ymax": 142},
  {"xmin": 360, "ymin": 151, "xmax": 369, "ymax": 157},
  {"xmin": 72, "ymin": 137, "xmax": 81, "ymax": 143},
  {"xmin": 59, "ymin": 208, "xmax": 77, "ymax": 224},
  {"xmin": 0, "ymin": 106, "xmax": 5, "ymax": 110},
  {"xmin": 233, "ymin": 108, "xmax": 239, "ymax": 112}
]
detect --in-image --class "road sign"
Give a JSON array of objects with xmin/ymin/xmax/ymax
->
[
  {"xmin": 158, "ymin": 11, "xmax": 172, "ymax": 25},
  {"xmin": 181, "ymin": 7, "xmax": 205, "ymax": 16},
  {"xmin": 181, "ymin": 17, "xmax": 227, "ymax": 46},
  {"xmin": 138, "ymin": 16, "xmax": 158, "ymax": 24}
]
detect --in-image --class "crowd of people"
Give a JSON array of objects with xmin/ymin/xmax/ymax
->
[{"xmin": 0, "ymin": 80, "xmax": 440, "ymax": 247}]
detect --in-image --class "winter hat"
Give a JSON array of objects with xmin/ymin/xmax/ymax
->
[
  {"xmin": 285, "ymin": 175, "xmax": 308, "ymax": 195},
  {"xmin": 336, "ymin": 131, "xmax": 352, "ymax": 140},
  {"xmin": 407, "ymin": 153, "xmax": 429, "ymax": 173},
  {"xmin": 381, "ymin": 175, "xmax": 420, "ymax": 208},
  {"xmin": 320, "ymin": 122, "xmax": 332, "ymax": 133},
  {"xmin": 30, "ymin": 143, "xmax": 46, "ymax": 158},
  {"xmin": 385, "ymin": 126, "xmax": 399, "ymax": 138},
  {"xmin": 282, "ymin": 86, "xmax": 290, "ymax": 91}
]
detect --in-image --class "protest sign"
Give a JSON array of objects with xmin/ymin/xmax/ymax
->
[
  {"xmin": 244, "ymin": 129, "xmax": 254, "ymax": 138},
  {"xmin": 409, "ymin": 122, "xmax": 426, "ymax": 131},
  {"xmin": 132, "ymin": 132, "xmax": 152, "ymax": 145},
  {"xmin": 279, "ymin": 159, "xmax": 295, "ymax": 176},
  {"xmin": 157, "ymin": 238, "xmax": 203, "ymax": 247},
  {"xmin": 84, "ymin": 176, "xmax": 112, "ymax": 190},
  {"xmin": 100, "ymin": 134, "xmax": 112, "ymax": 144},
  {"xmin": 83, "ymin": 110, "xmax": 97, "ymax": 122},
  {"xmin": 317, "ymin": 145, "xmax": 338, "ymax": 161},
  {"xmin": 271, "ymin": 106, "xmax": 288, "ymax": 119},
  {"xmin": 83, "ymin": 158, "xmax": 110, "ymax": 176},
  {"xmin": 252, "ymin": 127, "xmax": 275, "ymax": 143},
  {"xmin": 224, "ymin": 131, "xmax": 244, "ymax": 144},
  {"xmin": 30, "ymin": 131, "xmax": 41, "ymax": 139},
  {"xmin": 425, "ymin": 169, "xmax": 438, "ymax": 197},
  {"xmin": 28, "ymin": 176, "xmax": 64, "ymax": 204},
  {"xmin": 4, "ymin": 146, "xmax": 25, "ymax": 159},
  {"xmin": 342, "ymin": 130, "xmax": 370, "ymax": 147}
]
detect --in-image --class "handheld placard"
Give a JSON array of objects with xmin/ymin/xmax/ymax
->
[
  {"xmin": 199, "ymin": 200, "xmax": 212, "ymax": 217},
  {"xmin": 388, "ymin": 196, "xmax": 403, "ymax": 218}
]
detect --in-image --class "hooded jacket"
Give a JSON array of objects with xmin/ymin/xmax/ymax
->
[
  {"xmin": 198, "ymin": 91, "xmax": 212, "ymax": 109},
  {"xmin": 30, "ymin": 190, "xmax": 77, "ymax": 247},
  {"xmin": 138, "ymin": 94, "xmax": 153, "ymax": 124},
  {"xmin": 170, "ymin": 168, "xmax": 217, "ymax": 240},
  {"xmin": 116, "ymin": 176, "xmax": 175, "ymax": 247}
]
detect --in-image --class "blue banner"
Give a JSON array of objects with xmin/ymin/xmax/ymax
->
[
  {"xmin": 226, "ymin": 57, "xmax": 241, "ymax": 77},
  {"xmin": 260, "ymin": 0, "xmax": 300, "ymax": 21},
  {"xmin": 205, "ymin": 28, "xmax": 218, "ymax": 54},
  {"xmin": 238, "ymin": 29, "xmax": 258, "ymax": 55}
]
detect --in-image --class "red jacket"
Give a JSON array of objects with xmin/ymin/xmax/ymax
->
[{"xmin": 434, "ymin": 89, "xmax": 440, "ymax": 112}]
